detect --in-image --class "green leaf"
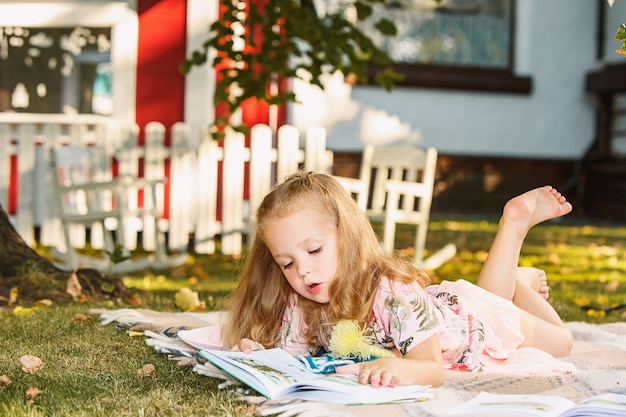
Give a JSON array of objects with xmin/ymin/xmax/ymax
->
[
  {"xmin": 375, "ymin": 18, "xmax": 397, "ymax": 36},
  {"xmin": 100, "ymin": 281, "xmax": 117, "ymax": 294},
  {"xmin": 232, "ymin": 124, "xmax": 249, "ymax": 135},
  {"xmin": 182, "ymin": 0, "xmax": 401, "ymax": 139},
  {"xmin": 616, "ymin": 23, "xmax": 626, "ymax": 41},
  {"xmin": 616, "ymin": 24, "xmax": 626, "ymax": 56},
  {"xmin": 105, "ymin": 244, "xmax": 130, "ymax": 265},
  {"xmin": 353, "ymin": 1, "xmax": 374, "ymax": 21}
]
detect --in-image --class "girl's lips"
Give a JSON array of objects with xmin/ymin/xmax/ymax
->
[{"xmin": 306, "ymin": 282, "xmax": 322, "ymax": 295}]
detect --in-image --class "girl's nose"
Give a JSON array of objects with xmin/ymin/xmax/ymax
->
[{"xmin": 297, "ymin": 264, "xmax": 310, "ymax": 279}]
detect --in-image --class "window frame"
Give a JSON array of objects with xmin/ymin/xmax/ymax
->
[
  {"xmin": 0, "ymin": 2, "xmax": 138, "ymax": 124},
  {"xmin": 367, "ymin": 0, "xmax": 531, "ymax": 94}
]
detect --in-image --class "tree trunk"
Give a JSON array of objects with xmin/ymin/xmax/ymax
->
[{"xmin": 0, "ymin": 203, "xmax": 128, "ymax": 304}]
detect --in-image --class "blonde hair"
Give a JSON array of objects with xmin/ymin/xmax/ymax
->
[{"xmin": 221, "ymin": 171, "xmax": 430, "ymax": 349}]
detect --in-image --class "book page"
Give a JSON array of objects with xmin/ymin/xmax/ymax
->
[
  {"xmin": 559, "ymin": 393, "xmax": 626, "ymax": 417},
  {"xmin": 199, "ymin": 348, "xmax": 318, "ymax": 399},
  {"xmin": 284, "ymin": 373, "xmax": 434, "ymax": 405},
  {"xmin": 201, "ymin": 348, "xmax": 434, "ymax": 404}
]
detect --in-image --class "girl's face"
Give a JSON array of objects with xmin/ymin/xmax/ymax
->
[{"xmin": 263, "ymin": 208, "xmax": 339, "ymax": 304}]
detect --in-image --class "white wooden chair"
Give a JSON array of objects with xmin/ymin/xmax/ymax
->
[
  {"xmin": 50, "ymin": 145, "xmax": 187, "ymax": 273},
  {"xmin": 334, "ymin": 145, "xmax": 456, "ymax": 270}
]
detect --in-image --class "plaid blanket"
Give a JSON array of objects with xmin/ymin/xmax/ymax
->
[{"xmin": 90, "ymin": 309, "xmax": 626, "ymax": 417}]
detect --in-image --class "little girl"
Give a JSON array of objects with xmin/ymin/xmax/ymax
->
[{"xmin": 221, "ymin": 171, "xmax": 574, "ymax": 388}]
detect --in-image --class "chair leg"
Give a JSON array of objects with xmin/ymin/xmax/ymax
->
[
  {"xmin": 61, "ymin": 221, "xmax": 79, "ymax": 270},
  {"xmin": 382, "ymin": 217, "xmax": 396, "ymax": 254},
  {"xmin": 154, "ymin": 216, "xmax": 168, "ymax": 263},
  {"xmin": 413, "ymin": 224, "xmax": 428, "ymax": 266}
]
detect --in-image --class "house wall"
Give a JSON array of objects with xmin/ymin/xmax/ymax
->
[
  {"xmin": 136, "ymin": 0, "xmax": 187, "ymax": 146},
  {"xmin": 5, "ymin": 0, "xmax": 621, "ymax": 159},
  {"xmin": 290, "ymin": 0, "xmax": 623, "ymax": 161},
  {"xmin": 291, "ymin": 0, "xmax": 626, "ymax": 218},
  {"xmin": 2, "ymin": 0, "xmax": 624, "ymax": 219}
]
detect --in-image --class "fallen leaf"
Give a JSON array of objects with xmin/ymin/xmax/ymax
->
[
  {"xmin": 71, "ymin": 313, "xmax": 92, "ymax": 323},
  {"xmin": 0, "ymin": 375, "xmax": 11, "ymax": 386},
  {"xmin": 34, "ymin": 299, "xmax": 53, "ymax": 307},
  {"xmin": 126, "ymin": 330, "xmax": 144, "ymax": 337},
  {"xmin": 126, "ymin": 294, "xmax": 142, "ymax": 306},
  {"xmin": 174, "ymin": 287, "xmax": 200, "ymax": 311},
  {"xmin": 20, "ymin": 355, "xmax": 45, "ymax": 374},
  {"xmin": 66, "ymin": 272, "xmax": 82, "ymax": 300},
  {"xmin": 137, "ymin": 364, "xmax": 155, "ymax": 377},
  {"xmin": 548, "ymin": 252, "xmax": 561, "ymax": 265},
  {"xmin": 13, "ymin": 306, "xmax": 34, "ymax": 317},
  {"xmin": 25, "ymin": 386, "xmax": 41, "ymax": 400},
  {"xmin": 8, "ymin": 287, "xmax": 18, "ymax": 307},
  {"xmin": 187, "ymin": 300, "xmax": 206, "ymax": 312}
]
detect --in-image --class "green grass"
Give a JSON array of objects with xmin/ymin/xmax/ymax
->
[
  {"xmin": 420, "ymin": 216, "xmax": 626, "ymax": 323},
  {"xmin": 0, "ymin": 304, "xmax": 253, "ymax": 417},
  {"xmin": 1, "ymin": 216, "xmax": 625, "ymax": 416}
]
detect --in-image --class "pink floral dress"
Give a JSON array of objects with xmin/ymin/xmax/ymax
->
[{"xmin": 280, "ymin": 276, "xmax": 527, "ymax": 371}]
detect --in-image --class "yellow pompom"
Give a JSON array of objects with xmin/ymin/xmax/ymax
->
[{"xmin": 329, "ymin": 320, "xmax": 394, "ymax": 360}]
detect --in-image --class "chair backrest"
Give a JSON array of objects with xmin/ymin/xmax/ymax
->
[
  {"xmin": 52, "ymin": 146, "xmax": 97, "ymax": 216},
  {"xmin": 51, "ymin": 145, "xmax": 123, "ymax": 220},
  {"xmin": 335, "ymin": 144, "xmax": 452, "ymax": 267},
  {"xmin": 359, "ymin": 144, "xmax": 437, "ymax": 219}
]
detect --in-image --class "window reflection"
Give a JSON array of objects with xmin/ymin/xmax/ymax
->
[
  {"xmin": 327, "ymin": 0, "xmax": 513, "ymax": 70},
  {"xmin": 0, "ymin": 26, "xmax": 111, "ymax": 114}
]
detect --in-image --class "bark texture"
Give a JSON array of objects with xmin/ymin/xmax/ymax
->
[{"xmin": 0, "ymin": 203, "xmax": 128, "ymax": 304}]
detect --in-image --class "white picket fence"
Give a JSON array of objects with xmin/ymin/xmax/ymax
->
[{"xmin": 0, "ymin": 113, "xmax": 333, "ymax": 258}]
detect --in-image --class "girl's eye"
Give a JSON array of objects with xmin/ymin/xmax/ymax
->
[
  {"xmin": 282, "ymin": 262, "xmax": 293, "ymax": 270},
  {"xmin": 309, "ymin": 247, "xmax": 321, "ymax": 254}
]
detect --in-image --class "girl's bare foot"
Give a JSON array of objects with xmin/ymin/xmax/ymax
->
[
  {"xmin": 517, "ymin": 267, "xmax": 550, "ymax": 300},
  {"xmin": 501, "ymin": 186, "xmax": 572, "ymax": 237}
]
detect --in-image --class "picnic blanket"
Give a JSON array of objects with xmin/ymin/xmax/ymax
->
[{"xmin": 90, "ymin": 308, "xmax": 626, "ymax": 417}]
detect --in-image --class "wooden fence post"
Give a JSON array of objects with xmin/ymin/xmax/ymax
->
[
  {"xmin": 169, "ymin": 122, "xmax": 194, "ymax": 252},
  {"xmin": 221, "ymin": 130, "xmax": 248, "ymax": 256},
  {"xmin": 194, "ymin": 127, "xmax": 221, "ymax": 254}
]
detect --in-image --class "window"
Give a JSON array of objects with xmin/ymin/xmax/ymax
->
[
  {"xmin": 327, "ymin": 0, "xmax": 530, "ymax": 93},
  {"xmin": 0, "ymin": 26, "xmax": 112, "ymax": 114},
  {"xmin": 365, "ymin": 0, "xmax": 513, "ymax": 69}
]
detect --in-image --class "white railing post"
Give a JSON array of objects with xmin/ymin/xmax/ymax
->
[
  {"xmin": 248, "ymin": 124, "xmax": 275, "ymax": 237},
  {"xmin": 276, "ymin": 124, "xmax": 300, "ymax": 183},
  {"xmin": 221, "ymin": 130, "xmax": 248, "ymax": 256},
  {"xmin": 169, "ymin": 122, "xmax": 194, "ymax": 252},
  {"xmin": 16, "ymin": 124, "xmax": 37, "ymax": 246},
  {"xmin": 194, "ymin": 127, "xmax": 221, "ymax": 254},
  {"xmin": 0, "ymin": 123, "xmax": 11, "ymax": 214},
  {"xmin": 304, "ymin": 125, "xmax": 328, "ymax": 173},
  {"xmin": 116, "ymin": 124, "xmax": 143, "ymax": 251},
  {"xmin": 40, "ymin": 123, "xmax": 70, "ymax": 250},
  {"xmin": 143, "ymin": 121, "xmax": 169, "ymax": 251}
]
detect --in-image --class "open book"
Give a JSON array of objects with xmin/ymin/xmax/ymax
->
[
  {"xmin": 199, "ymin": 348, "xmax": 434, "ymax": 405},
  {"xmin": 449, "ymin": 391, "xmax": 626, "ymax": 417}
]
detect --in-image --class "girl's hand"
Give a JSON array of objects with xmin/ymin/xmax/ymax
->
[
  {"xmin": 335, "ymin": 334, "xmax": 444, "ymax": 387},
  {"xmin": 336, "ymin": 358, "xmax": 403, "ymax": 387},
  {"xmin": 232, "ymin": 338, "xmax": 265, "ymax": 354}
]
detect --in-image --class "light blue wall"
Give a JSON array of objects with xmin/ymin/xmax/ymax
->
[{"xmin": 292, "ymin": 0, "xmax": 625, "ymax": 159}]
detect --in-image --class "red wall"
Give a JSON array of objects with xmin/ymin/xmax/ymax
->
[
  {"xmin": 135, "ymin": 0, "xmax": 187, "ymax": 215},
  {"xmin": 136, "ymin": 0, "xmax": 187, "ymax": 146},
  {"xmin": 133, "ymin": 0, "xmax": 286, "ymax": 218}
]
